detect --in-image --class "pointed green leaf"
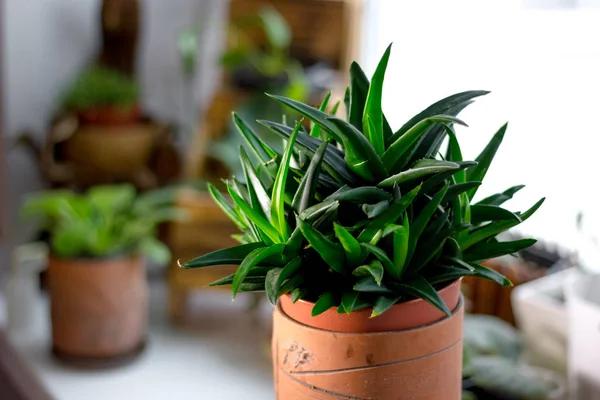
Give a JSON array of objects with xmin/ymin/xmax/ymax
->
[
  {"xmin": 344, "ymin": 86, "xmax": 351, "ymax": 121},
  {"xmin": 310, "ymin": 92, "xmax": 332, "ymax": 138},
  {"xmin": 427, "ymin": 266, "xmax": 473, "ymax": 285},
  {"xmin": 379, "ymin": 160, "xmax": 459, "ymax": 187},
  {"xmin": 277, "ymin": 274, "xmax": 304, "ymax": 296},
  {"xmin": 410, "ymin": 227, "xmax": 450, "ymax": 273},
  {"xmin": 477, "ymin": 185, "xmax": 526, "ymax": 206},
  {"xmin": 259, "ymin": 120, "xmax": 358, "ymax": 184},
  {"xmin": 325, "ymin": 186, "xmax": 392, "ymax": 203},
  {"xmin": 266, "ymin": 94, "xmax": 387, "ymax": 181},
  {"xmin": 233, "ymin": 113, "xmax": 276, "ymax": 166},
  {"xmin": 208, "ymin": 269, "xmax": 271, "ymax": 287},
  {"xmin": 299, "ymin": 200, "xmax": 338, "ymax": 221},
  {"xmin": 207, "ymin": 183, "xmax": 247, "ymax": 230},
  {"xmin": 445, "ymin": 237, "xmax": 463, "ymax": 259},
  {"xmin": 181, "ymin": 243, "xmax": 265, "ymax": 269},
  {"xmin": 227, "ymin": 185, "xmax": 282, "ymax": 244},
  {"xmin": 362, "ymin": 44, "xmax": 391, "ymax": 156},
  {"xmin": 353, "ymin": 260, "xmax": 384, "ymax": 286},
  {"xmin": 443, "ymin": 182, "xmax": 481, "ymax": 202},
  {"xmin": 334, "ymin": 223, "xmax": 364, "ymax": 266},
  {"xmin": 292, "ymin": 140, "xmax": 328, "ymax": 213},
  {"xmin": 399, "ymin": 276, "xmax": 450, "ymax": 316},
  {"xmin": 349, "ymin": 62, "xmax": 370, "ymax": 130},
  {"xmin": 460, "ymin": 198, "xmax": 545, "ymax": 250},
  {"xmin": 331, "ymin": 100, "xmax": 341, "ymax": 116},
  {"xmin": 382, "ymin": 115, "xmax": 466, "ymax": 173},
  {"xmin": 237, "ymin": 282, "xmax": 266, "ymax": 292},
  {"xmin": 341, "ymin": 291, "xmax": 360, "ymax": 315},
  {"xmin": 291, "ymin": 287, "xmax": 307, "ymax": 303},
  {"xmin": 393, "ymin": 215, "xmax": 410, "ymax": 279},
  {"xmin": 327, "ymin": 117, "xmax": 388, "ymax": 180},
  {"xmin": 354, "ymin": 276, "xmax": 393, "ymax": 293},
  {"xmin": 358, "ymin": 184, "xmax": 421, "ymax": 244},
  {"xmin": 466, "ymin": 123, "xmax": 507, "ymax": 200},
  {"xmin": 471, "ymin": 204, "xmax": 521, "ymax": 224},
  {"xmin": 312, "ymin": 292, "xmax": 336, "ymax": 316},
  {"xmin": 271, "ymin": 120, "xmax": 302, "ymax": 240},
  {"xmin": 410, "ymin": 183, "xmax": 449, "ymax": 254},
  {"xmin": 444, "ymin": 125, "xmax": 465, "ymax": 183},
  {"xmin": 413, "ymin": 100, "xmax": 475, "ymax": 163},
  {"xmin": 360, "ymin": 243, "xmax": 395, "ymax": 278},
  {"xmin": 232, "ymin": 244, "xmax": 285, "ymax": 297},
  {"xmin": 364, "ymin": 115, "xmax": 383, "ymax": 156},
  {"xmin": 371, "ymin": 295, "xmax": 402, "ymax": 318},
  {"xmin": 463, "ymin": 239, "xmax": 537, "ymax": 262},
  {"xmin": 469, "ymin": 263, "xmax": 512, "ymax": 286},
  {"xmin": 362, "ymin": 201, "xmax": 389, "ymax": 218},
  {"xmin": 265, "ymin": 268, "xmax": 283, "ymax": 304},
  {"xmin": 296, "ymin": 216, "xmax": 345, "ymax": 273},
  {"xmin": 387, "ymin": 90, "xmax": 489, "ymax": 146},
  {"xmin": 420, "ymin": 161, "xmax": 477, "ymax": 193},
  {"xmin": 239, "ymin": 147, "xmax": 272, "ymax": 220}
]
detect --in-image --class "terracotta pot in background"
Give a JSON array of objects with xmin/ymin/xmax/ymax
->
[
  {"xmin": 78, "ymin": 105, "xmax": 141, "ymax": 125},
  {"xmin": 272, "ymin": 280, "xmax": 464, "ymax": 399},
  {"xmin": 48, "ymin": 256, "xmax": 147, "ymax": 364},
  {"xmin": 64, "ymin": 123, "xmax": 158, "ymax": 177}
]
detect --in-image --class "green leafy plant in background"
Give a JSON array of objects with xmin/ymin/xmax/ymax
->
[
  {"xmin": 181, "ymin": 44, "xmax": 544, "ymax": 316},
  {"xmin": 22, "ymin": 185, "xmax": 184, "ymax": 264},
  {"xmin": 221, "ymin": 5, "xmax": 307, "ymax": 101},
  {"xmin": 61, "ymin": 66, "xmax": 139, "ymax": 111}
]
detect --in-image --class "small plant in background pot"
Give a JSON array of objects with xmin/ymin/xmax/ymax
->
[
  {"xmin": 22, "ymin": 185, "xmax": 183, "ymax": 366},
  {"xmin": 181, "ymin": 44, "xmax": 544, "ymax": 399},
  {"xmin": 61, "ymin": 66, "xmax": 140, "ymax": 125}
]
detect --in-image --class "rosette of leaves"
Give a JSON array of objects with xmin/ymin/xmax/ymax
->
[{"xmin": 181, "ymin": 44, "xmax": 544, "ymax": 317}]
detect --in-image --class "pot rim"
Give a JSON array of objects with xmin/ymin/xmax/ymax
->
[
  {"xmin": 284, "ymin": 278, "xmax": 460, "ymax": 309},
  {"xmin": 277, "ymin": 295, "xmax": 464, "ymax": 335}
]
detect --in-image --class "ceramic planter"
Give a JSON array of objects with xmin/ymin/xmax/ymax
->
[
  {"xmin": 78, "ymin": 105, "xmax": 141, "ymax": 125},
  {"xmin": 272, "ymin": 280, "xmax": 464, "ymax": 399},
  {"xmin": 48, "ymin": 256, "xmax": 147, "ymax": 366},
  {"xmin": 64, "ymin": 123, "xmax": 158, "ymax": 178}
]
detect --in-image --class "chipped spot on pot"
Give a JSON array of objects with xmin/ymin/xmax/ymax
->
[
  {"xmin": 346, "ymin": 345, "xmax": 354, "ymax": 358},
  {"xmin": 366, "ymin": 354, "xmax": 374, "ymax": 365}
]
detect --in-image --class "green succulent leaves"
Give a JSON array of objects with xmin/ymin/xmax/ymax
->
[{"xmin": 180, "ymin": 44, "xmax": 543, "ymax": 318}]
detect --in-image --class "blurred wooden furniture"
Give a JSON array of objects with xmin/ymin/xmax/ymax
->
[
  {"xmin": 229, "ymin": 0, "xmax": 362, "ymax": 71},
  {"xmin": 165, "ymin": 189, "xmax": 239, "ymax": 323},
  {"xmin": 186, "ymin": 0, "xmax": 363, "ymax": 181}
]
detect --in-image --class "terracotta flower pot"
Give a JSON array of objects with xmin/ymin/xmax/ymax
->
[
  {"xmin": 78, "ymin": 105, "xmax": 141, "ymax": 125},
  {"xmin": 64, "ymin": 123, "xmax": 158, "ymax": 177},
  {"xmin": 272, "ymin": 279, "xmax": 464, "ymax": 399},
  {"xmin": 48, "ymin": 256, "xmax": 147, "ymax": 366}
]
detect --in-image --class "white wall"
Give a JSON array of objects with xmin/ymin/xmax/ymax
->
[
  {"xmin": 361, "ymin": 0, "xmax": 600, "ymax": 252},
  {"xmin": 1, "ymin": 0, "xmax": 227, "ymax": 276}
]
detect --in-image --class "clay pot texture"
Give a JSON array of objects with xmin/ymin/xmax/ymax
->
[
  {"xmin": 272, "ymin": 280, "xmax": 464, "ymax": 399},
  {"xmin": 48, "ymin": 256, "xmax": 147, "ymax": 359},
  {"xmin": 78, "ymin": 105, "xmax": 141, "ymax": 125},
  {"xmin": 64, "ymin": 123, "xmax": 157, "ymax": 177}
]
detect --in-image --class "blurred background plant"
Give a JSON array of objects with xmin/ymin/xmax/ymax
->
[
  {"xmin": 462, "ymin": 315, "xmax": 565, "ymax": 400},
  {"xmin": 60, "ymin": 66, "xmax": 139, "ymax": 112},
  {"xmin": 21, "ymin": 185, "xmax": 185, "ymax": 264}
]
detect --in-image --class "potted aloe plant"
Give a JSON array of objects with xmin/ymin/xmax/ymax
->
[
  {"xmin": 181, "ymin": 44, "xmax": 544, "ymax": 399},
  {"xmin": 22, "ymin": 185, "xmax": 182, "ymax": 366}
]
